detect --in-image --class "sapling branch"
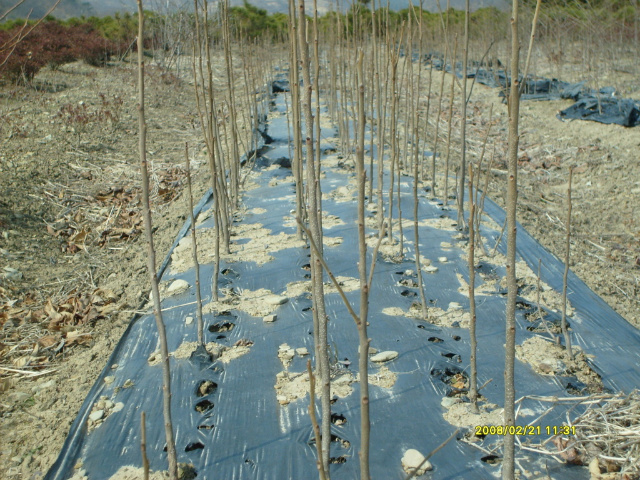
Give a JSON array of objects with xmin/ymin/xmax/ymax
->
[
  {"xmin": 141, "ymin": 411, "xmax": 149, "ymax": 480},
  {"xmin": 468, "ymin": 163, "xmax": 479, "ymax": 412},
  {"xmin": 136, "ymin": 2, "xmax": 177, "ymax": 477},
  {"xmin": 307, "ymin": 360, "xmax": 328, "ymax": 480},
  {"xmin": 185, "ymin": 143, "xmax": 204, "ymax": 346},
  {"xmin": 561, "ymin": 168, "xmax": 574, "ymax": 361}
]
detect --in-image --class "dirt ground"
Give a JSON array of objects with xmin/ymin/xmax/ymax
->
[
  {"xmin": 0, "ymin": 46, "xmax": 638, "ymax": 479},
  {"xmin": 0, "ymin": 59, "xmax": 219, "ymax": 478}
]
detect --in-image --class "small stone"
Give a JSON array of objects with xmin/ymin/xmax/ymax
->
[
  {"xmin": 104, "ymin": 400, "xmax": 114, "ymax": 410},
  {"xmin": 32, "ymin": 379, "xmax": 56, "ymax": 393},
  {"xmin": 8, "ymin": 392, "xmax": 31, "ymax": 403},
  {"xmin": 110, "ymin": 364, "xmax": 118, "ymax": 370},
  {"xmin": 440, "ymin": 242, "xmax": 452, "ymax": 249},
  {"xmin": 278, "ymin": 343, "xmax": 290, "ymax": 351},
  {"xmin": 296, "ymin": 348, "xmax": 309, "ymax": 356},
  {"xmin": 111, "ymin": 402, "xmax": 124, "ymax": 413},
  {"xmin": 263, "ymin": 314, "xmax": 277, "ymax": 323},
  {"xmin": 438, "ymin": 256, "xmax": 448, "ymax": 263},
  {"xmin": 185, "ymin": 316, "xmax": 194, "ymax": 325},
  {"xmin": 265, "ymin": 294, "xmax": 289, "ymax": 306},
  {"xmin": 401, "ymin": 449, "xmax": 432, "ymax": 475},
  {"xmin": 103, "ymin": 376, "xmax": 115, "ymax": 385},
  {"xmin": 97, "ymin": 400, "xmax": 105, "ymax": 409},
  {"xmin": 167, "ymin": 279, "xmax": 189, "ymax": 295},
  {"xmin": 277, "ymin": 395, "xmax": 289, "ymax": 405},
  {"xmin": 122, "ymin": 379, "xmax": 134, "ymax": 389},
  {"xmin": 279, "ymin": 349, "xmax": 295, "ymax": 361},
  {"xmin": 404, "ymin": 269, "xmax": 415, "ymax": 276},
  {"xmin": 89, "ymin": 410, "xmax": 104, "ymax": 422},
  {"xmin": 370, "ymin": 351, "xmax": 398, "ymax": 363},
  {"xmin": 449, "ymin": 302, "xmax": 462, "ymax": 310},
  {"xmin": 441, "ymin": 397, "xmax": 461, "ymax": 408},
  {"xmin": 424, "ymin": 266, "xmax": 439, "ymax": 273}
]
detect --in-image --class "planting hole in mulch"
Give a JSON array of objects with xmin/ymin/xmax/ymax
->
[
  {"xmin": 196, "ymin": 380, "xmax": 217, "ymax": 397},
  {"xmin": 195, "ymin": 399, "xmax": 214, "ymax": 413},
  {"xmin": 185, "ymin": 442, "xmax": 204, "ymax": 452}
]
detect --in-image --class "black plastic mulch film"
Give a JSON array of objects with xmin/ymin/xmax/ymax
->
[
  {"xmin": 429, "ymin": 56, "xmax": 640, "ymax": 127},
  {"xmin": 45, "ymin": 78, "xmax": 640, "ymax": 480}
]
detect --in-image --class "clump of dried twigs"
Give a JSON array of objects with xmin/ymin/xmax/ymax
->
[
  {"xmin": 571, "ymin": 390, "xmax": 640, "ymax": 478},
  {"xmin": 519, "ymin": 391, "xmax": 640, "ymax": 479}
]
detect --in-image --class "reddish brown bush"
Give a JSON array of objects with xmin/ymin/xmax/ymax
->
[{"xmin": 0, "ymin": 21, "xmax": 125, "ymax": 84}]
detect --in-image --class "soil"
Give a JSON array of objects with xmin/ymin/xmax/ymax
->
[
  {"xmin": 0, "ymin": 58, "xmax": 230, "ymax": 478},
  {"xmin": 0, "ymin": 44, "xmax": 638, "ymax": 480}
]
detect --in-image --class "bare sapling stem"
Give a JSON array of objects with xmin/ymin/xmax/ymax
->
[
  {"xmin": 503, "ymin": 0, "xmax": 522, "ymax": 477},
  {"xmin": 368, "ymin": 7, "xmax": 377, "ymax": 204},
  {"xmin": 355, "ymin": 50, "xmax": 371, "ymax": 480},
  {"xmin": 561, "ymin": 167, "xmax": 574, "ymax": 361},
  {"xmin": 191, "ymin": 0, "xmax": 221, "ymax": 302},
  {"xmin": 307, "ymin": 360, "xmax": 328, "ymax": 480},
  {"xmin": 473, "ymin": 105, "xmax": 494, "ymax": 256},
  {"xmin": 288, "ymin": 0, "xmax": 305, "ymax": 240},
  {"xmin": 456, "ymin": 0, "xmax": 470, "ymax": 229},
  {"xmin": 313, "ymin": 0, "xmax": 322, "ymax": 213},
  {"xmin": 297, "ymin": 0, "xmax": 331, "ymax": 472},
  {"xmin": 504, "ymin": 4, "xmax": 543, "ymax": 476},
  {"xmin": 375, "ymin": 21, "xmax": 388, "ymax": 236},
  {"xmin": 387, "ymin": 33, "xmax": 401, "ymax": 242},
  {"xmin": 136, "ymin": 3, "xmax": 177, "ymax": 478},
  {"xmin": 468, "ymin": 163, "xmax": 478, "ymax": 412},
  {"xmin": 443, "ymin": 35, "xmax": 458, "ymax": 208},
  {"xmin": 141, "ymin": 411, "xmax": 149, "ymax": 480},
  {"xmin": 222, "ymin": 0, "xmax": 240, "ymax": 208},
  {"xmin": 413, "ymin": 0, "xmax": 428, "ymax": 319},
  {"xmin": 185, "ymin": 143, "xmax": 204, "ymax": 346}
]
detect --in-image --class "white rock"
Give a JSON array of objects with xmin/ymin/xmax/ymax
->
[
  {"xmin": 263, "ymin": 314, "xmax": 277, "ymax": 323},
  {"xmin": 89, "ymin": 410, "xmax": 105, "ymax": 422},
  {"xmin": 402, "ymin": 449, "xmax": 432, "ymax": 475},
  {"xmin": 167, "ymin": 279, "xmax": 189, "ymax": 295},
  {"xmin": 8, "ymin": 392, "xmax": 30, "ymax": 403},
  {"xmin": 424, "ymin": 266, "xmax": 439, "ymax": 273},
  {"xmin": 441, "ymin": 397, "xmax": 461, "ymax": 408},
  {"xmin": 440, "ymin": 242, "xmax": 452, "ymax": 249},
  {"xmin": 438, "ymin": 256, "xmax": 448, "ymax": 263},
  {"xmin": 449, "ymin": 302, "xmax": 462, "ymax": 310},
  {"xmin": 279, "ymin": 349, "xmax": 295, "ymax": 360},
  {"xmin": 185, "ymin": 316, "xmax": 194, "ymax": 325},
  {"xmin": 276, "ymin": 395, "xmax": 289, "ymax": 405},
  {"xmin": 111, "ymin": 402, "xmax": 125, "ymax": 413},
  {"xmin": 32, "ymin": 379, "xmax": 55, "ymax": 393},
  {"xmin": 265, "ymin": 294, "xmax": 289, "ymax": 306},
  {"xmin": 278, "ymin": 343, "xmax": 290, "ymax": 351},
  {"xmin": 404, "ymin": 269, "xmax": 415, "ymax": 276},
  {"xmin": 296, "ymin": 348, "xmax": 309, "ymax": 356},
  {"xmin": 104, "ymin": 400, "xmax": 114, "ymax": 410},
  {"xmin": 103, "ymin": 376, "xmax": 115, "ymax": 385},
  {"xmin": 370, "ymin": 351, "xmax": 398, "ymax": 363}
]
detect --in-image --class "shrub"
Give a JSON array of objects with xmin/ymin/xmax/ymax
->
[{"xmin": 0, "ymin": 21, "xmax": 125, "ymax": 84}]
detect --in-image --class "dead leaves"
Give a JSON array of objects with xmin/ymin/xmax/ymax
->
[
  {"xmin": 0, "ymin": 288, "xmax": 119, "ymax": 371},
  {"xmin": 552, "ymin": 436, "xmax": 583, "ymax": 465},
  {"xmin": 45, "ymin": 288, "xmax": 116, "ymax": 331}
]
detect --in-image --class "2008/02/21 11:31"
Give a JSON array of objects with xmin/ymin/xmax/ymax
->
[{"xmin": 475, "ymin": 425, "xmax": 577, "ymax": 436}]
